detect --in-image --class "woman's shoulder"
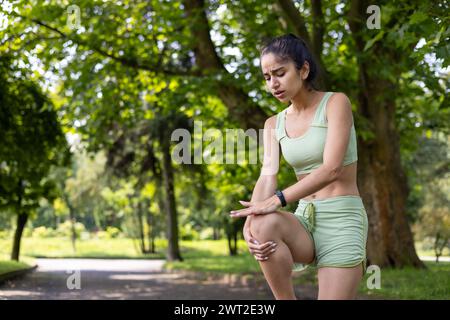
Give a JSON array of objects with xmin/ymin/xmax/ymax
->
[
  {"xmin": 328, "ymin": 92, "xmax": 351, "ymax": 105},
  {"xmin": 326, "ymin": 92, "xmax": 354, "ymax": 123},
  {"xmin": 264, "ymin": 114, "xmax": 278, "ymax": 129}
]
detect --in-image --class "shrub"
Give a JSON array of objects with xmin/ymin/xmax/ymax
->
[
  {"xmin": 180, "ymin": 224, "xmax": 199, "ymax": 241},
  {"xmin": 55, "ymin": 220, "xmax": 86, "ymax": 238},
  {"xmin": 105, "ymin": 226, "xmax": 122, "ymax": 239},
  {"xmin": 32, "ymin": 226, "xmax": 57, "ymax": 238},
  {"xmin": 0, "ymin": 230, "xmax": 12, "ymax": 239}
]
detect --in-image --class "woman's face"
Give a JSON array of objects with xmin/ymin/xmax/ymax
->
[{"xmin": 261, "ymin": 52, "xmax": 309, "ymax": 103}]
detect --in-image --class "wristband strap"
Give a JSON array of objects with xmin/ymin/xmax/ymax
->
[{"xmin": 275, "ymin": 190, "xmax": 287, "ymax": 207}]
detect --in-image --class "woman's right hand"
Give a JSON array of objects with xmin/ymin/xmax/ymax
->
[{"xmin": 243, "ymin": 224, "xmax": 277, "ymax": 261}]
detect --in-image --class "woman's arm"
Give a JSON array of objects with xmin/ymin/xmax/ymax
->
[
  {"xmin": 244, "ymin": 175, "xmax": 277, "ymax": 226},
  {"xmin": 244, "ymin": 115, "xmax": 280, "ymax": 227},
  {"xmin": 282, "ymin": 93, "xmax": 353, "ymax": 204}
]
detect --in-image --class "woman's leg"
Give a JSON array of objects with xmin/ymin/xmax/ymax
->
[
  {"xmin": 250, "ymin": 211, "xmax": 315, "ymax": 300},
  {"xmin": 317, "ymin": 263, "xmax": 363, "ymax": 300}
]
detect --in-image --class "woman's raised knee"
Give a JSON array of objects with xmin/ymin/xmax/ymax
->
[{"xmin": 250, "ymin": 212, "xmax": 283, "ymax": 240}]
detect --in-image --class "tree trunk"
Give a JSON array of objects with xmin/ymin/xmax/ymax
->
[
  {"xmin": 68, "ymin": 204, "xmax": 77, "ymax": 253},
  {"xmin": 146, "ymin": 209, "xmax": 156, "ymax": 253},
  {"xmin": 227, "ymin": 233, "xmax": 236, "ymax": 256},
  {"xmin": 226, "ymin": 221, "xmax": 240, "ymax": 256},
  {"xmin": 213, "ymin": 227, "xmax": 220, "ymax": 240},
  {"xmin": 11, "ymin": 179, "xmax": 27, "ymax": 261},
  {"xmin": 348, "ymin": 0, "xmax": 425, "ymax": 268},
  {"xmin": 11, "ymin": 212, "xmax": 28, "ymax": 261},
  {"xmin": 63, "ymin": 193, "xmax": 77, "ymax": 253},
  {"xmin": 136, "ymin": 202, "xmax": 147, "ymax": 254},
  {"xmin": 146, "ymin": 142, "xmax": 167, "ymax": 255},
  {"xmin": 357, "ymin": 107, "xmax": 424, "ymax": 267},
  {"xmin": 160, "ymin": 138, "xmax": 183, "ymax": 262}
]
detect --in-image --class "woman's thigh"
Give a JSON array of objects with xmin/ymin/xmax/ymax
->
[
  {"xmin": 317, "ymin": 263, "xmax": 363, "ymax": 300},
  {"xmin": 250, "ymin": 211, "xmax": 315, "ymax": 264}
]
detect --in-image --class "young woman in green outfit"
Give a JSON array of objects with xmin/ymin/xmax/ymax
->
[{"xmin": 230, "ymin": 34, "xmax": 368, "ymax": 300}]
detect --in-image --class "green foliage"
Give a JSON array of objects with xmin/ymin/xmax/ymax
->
[
  {"xmin": 179, "ymin": 223, "xmax": 200, "ymax": 241},
  {"xmin": 56, "ymin": 220, "xmax": 86, "ymax": 238},
  {"xmin": 0, "ymin": 230, "xmax": 12, "ymax": 239},
  {"xmin": 96, "ymin": 226, "xmax": 123, "ymax": 239},
  {"xmin": 31, "ymin": 226, "xmax": 57, "ymax": 238},
  {"xmin": 0, "ymin": 55, "xmax": 70, "ymax": 212}
]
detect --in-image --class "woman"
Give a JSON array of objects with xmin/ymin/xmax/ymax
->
[{"xmin": 230, "ymin": 34, "xmax": 369, "ymax": 300}]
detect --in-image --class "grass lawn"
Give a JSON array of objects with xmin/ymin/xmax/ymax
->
[
  {"xmin": 0, "ymin": 237, "xmax": 166, "ymax": 259},
  {"xmin": 358, "ymin": 261, "xmax": 450, "ymax": 300},
  {"xmin": 290, "ymin": 261, "xmax": 450, "ymax": 300},
  {"xmin": 0, "ymin": 259, "xmax": 32, "ymax": 277}
]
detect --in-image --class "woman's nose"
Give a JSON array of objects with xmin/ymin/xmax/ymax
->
[{"xmin": 270, "ymin": 78, "xmax": 279, "ymax": 89}]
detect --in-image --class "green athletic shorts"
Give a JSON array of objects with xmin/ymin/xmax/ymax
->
[{"xmin": 292, "ymin": 195, "xmax": 369, "ymax": 274}]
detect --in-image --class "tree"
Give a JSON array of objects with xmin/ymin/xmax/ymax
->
[{"xmin": 0, "ymin": 56, "xmax": 70, "ymax": 261}]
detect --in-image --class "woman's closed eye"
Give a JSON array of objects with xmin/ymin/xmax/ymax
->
[{"xmin": 265, "ymin": 73, "xmax": 285, "ymax": 81}]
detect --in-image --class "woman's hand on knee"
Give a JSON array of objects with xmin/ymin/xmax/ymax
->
[
  {"xmin": 230, "ymin": 196, "xmax": 282, "ymax": 218},
  {"xmin": 243, "ymin": 226, "xmax": 277, "ymax": 261}
]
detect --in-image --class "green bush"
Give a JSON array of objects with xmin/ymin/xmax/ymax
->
[
  {"xmin": 55, "ymin": 220, "xmax": 86, "ymax": 238},
  {"xmin": 95, "ymin": 231, "xmax": 108, "ymax": 239},
  {"xmin": 23, "ymin": 227, "xmax": 32, "ymax": 237},
  {"xmin": 0, "ymin": 230, "xmax": 11, "ymax": 239},
  {"xmin": 94, "ymin": 227, "xmax": 123, "ymax": 240},
  {"xmin": 105, "ymin": 226, "xmax": 122, "ymax": 238},
  {"xmin": 32, "ymin": 226, "xmax": 57, "ymax": 238},
  {"xmin": 198, "ymin": 227, "xmax": 217, "ymax": 240},
  {"xmin": 180, "ymin": 224, "xmax": 200, "ymax": 241}
]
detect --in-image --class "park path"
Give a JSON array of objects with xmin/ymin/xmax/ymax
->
[{"xmin": 0, "ymin": 258, "xmax": 318, "ymax": 300}]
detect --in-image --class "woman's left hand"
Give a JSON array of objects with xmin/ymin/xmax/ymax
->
[{"xmin": 229, "ymin": 195, "xmax": 282, "ymax": 218}]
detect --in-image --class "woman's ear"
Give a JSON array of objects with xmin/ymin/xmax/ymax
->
[{"xmin": 301, "ymin": 61, "xmax": 310, "ymax": 80}]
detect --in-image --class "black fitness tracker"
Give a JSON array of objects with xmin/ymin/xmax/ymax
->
[{"xmin": 275, "ymin": 190, "xmax": 287, "ymax": 207}]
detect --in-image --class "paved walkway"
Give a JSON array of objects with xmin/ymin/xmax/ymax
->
[{"xmin": 0, "ymin": 259, "xmax": 289, "ymax": 300}]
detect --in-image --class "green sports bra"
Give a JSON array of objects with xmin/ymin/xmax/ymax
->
[{"xmin": 275, "ymin": 92, "xmax": 358, "ymax": 175}]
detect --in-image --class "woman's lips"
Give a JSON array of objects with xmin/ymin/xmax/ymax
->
[{"xmin": 275, "ymin": 91, "xmax": 285, "ymax": 98}]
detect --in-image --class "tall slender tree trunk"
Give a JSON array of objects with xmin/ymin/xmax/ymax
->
[
  {"xmin": 136, "ymin": 202, "xmax": 147, "ymax": 254},
  {"xmin": 11, "ymin": 212, "xmax": 28, "ymax": 261},
  {"xmin": 160, "ymin": 138, "xmax": 182, "ymax": 261},
  {"xmin": 68, "ymin": 205, "xmax": 77, "ymax": 253},
  {"xmin": 11, "ymin": 179, "xmax": 27, "ymax": 261},
  {"xmin": 63, "ymin": 193, "xmax": 77, "ymax": 253},
  {"xmin": 213, "ymin": 227, "xmax": 220, "ymax": 240},
  {"xmin": 146, "ymin": 209, "xmax": 156, "ymax": 253}
]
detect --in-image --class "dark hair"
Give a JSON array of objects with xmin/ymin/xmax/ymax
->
[{"xmin": 260, "ymin": 33, "xmax": 318, "ymax": 90}]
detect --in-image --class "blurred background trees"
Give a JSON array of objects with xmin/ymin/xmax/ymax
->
[{"xmin": 0, "ymin": 0, "xmax": 448, "ymax": 266}]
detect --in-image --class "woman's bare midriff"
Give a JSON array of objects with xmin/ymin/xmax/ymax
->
[{"xmin": 297, "ymin": 162, "xmax": 360, "ymax": 201}]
